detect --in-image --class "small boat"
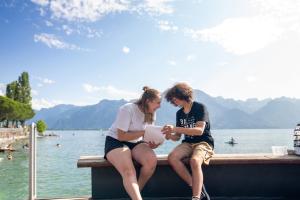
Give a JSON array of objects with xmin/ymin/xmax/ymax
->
[
  {"xmin": 225, "ymin": 137, "xmax": 238, "ymax": 145},
  {"xmin": 45, "ymin": 133, "xmax": 60, "ymax": 137}
]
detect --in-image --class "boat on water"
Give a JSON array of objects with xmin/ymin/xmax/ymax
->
[
  {"xmin": 45, "ymin": 132, "xmax": 60, "ymax": 137},
  {"xmin": 225, "ymin": 137, "xmax": 237, "ymax": 145}
]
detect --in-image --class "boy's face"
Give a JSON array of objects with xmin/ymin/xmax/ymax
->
[{"xmin": 171, "ymin": 97, "xmax": 184, "ymax": 107}]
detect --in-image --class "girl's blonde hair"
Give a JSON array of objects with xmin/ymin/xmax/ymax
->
[{"xmin": 135, "ymin": 86, "xmax": 160, "ymax": 123}]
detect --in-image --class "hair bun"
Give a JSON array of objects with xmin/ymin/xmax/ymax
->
[{"xmin": 142, "ymin": 86, "xmax": 150, "ymax": 92}]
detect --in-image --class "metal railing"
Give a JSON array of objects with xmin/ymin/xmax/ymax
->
[{"xmin": 29, "ymin": 123, "xmax": 36, "ymax": 200}]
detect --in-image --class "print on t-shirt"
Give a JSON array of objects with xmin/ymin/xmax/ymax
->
[{"xmin": 176, "ymin": 101, "xmax": 214, "ymax": 148}]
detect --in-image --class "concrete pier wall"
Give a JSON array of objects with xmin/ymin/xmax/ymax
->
[
  {"xmin": 78, "ymin": 154, "xmax": 300, "ymax": 200},
  {"xmin": 0, "ymin": 128, "xmax": 27, "ymax": 147}
]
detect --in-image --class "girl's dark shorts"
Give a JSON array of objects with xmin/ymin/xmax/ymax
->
[{"xmin": 104, "ymin": 136, "xmax": 145, "ymax": 159}]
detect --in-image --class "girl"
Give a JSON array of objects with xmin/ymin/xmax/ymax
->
[{"xmin": 104, "ymin": 86, "xmax": 161, "ymax": 200}]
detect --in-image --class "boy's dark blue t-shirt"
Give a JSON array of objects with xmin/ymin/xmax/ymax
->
[{"xmin": 176, "ymin": 101, "xmax": 214, "ymax": 148}]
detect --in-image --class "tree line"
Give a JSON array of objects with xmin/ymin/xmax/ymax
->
[{"xmin": 0, "ymin": 72, "xmax": 35, "ymax": 127}]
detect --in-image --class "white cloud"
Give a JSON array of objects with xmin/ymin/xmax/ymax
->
[
  {"xmin": 31, "ymin": 0, "xmax": 49, "ymax": 7},
  {"xmin": 66, "ymin": 25, "xmax": 102, "ymax": 38},
  {"xmin": 62, "ymin": 25, "xmax": 73, "ymax": 35},
  {"xmin": 246, "ymin": 76, "xmax": 257, "ymax": 83},
  {"xmin": 216, "ymin": 61, "xmax": 228, "ymax": 66},
  {"xmin": 167, "ymin": 60, "xmax": 177, "ymax": 66},
  {"xmin": 33, "ymin": 76, "xmax": 55, "ymax": 89},
  {"xmin": 32, "ymin": 98, "xmax": 62, "ymax": 110},
  {"xmin": 185, "ymin": 0, "xmax": 300, "ymax": 55},
  {"xmin": 42, "ymin": 78, "xmax": 55, "ymax": 84},
  {"xmin": 83, "ymin": 83, "xmax": 100, "ymax": 93},
  {"xmin": 31, "ymin": 89, "xmax": 39, "ymax": 96},
  {"xmin": 34, "ymin": 33, "xmax": 84, "ymax": 50},
  {"xmin": 56, "ymin": 24, "xmax": 102, "ymax": 38},
  {"xmin": 31, "ymin": 0, "xmax": 174, "ymax": 22},
  {"xmin": 122, "ymin": 46, "xmax": 130, "ymax": 54},
  {"xmin": 35, "ymin": 76, "xmax": 55, "ymax": 85},
  {"xmin": 85, "ymin": 26, "xmax": 102, "ymax": 38},
  {"xmin": 0, "ymin": 83, "xmax": 5, "ymax": 95},
  {"xmin": 185, "ymin": 16, "xmax": 283, "ymax": 55},
  {"xmin": 49, "ymin": 0, "xmax": 129, "ymax": 22},
  {"xmin": 204, "ymin": 37, "xmax": 300, "ymax": 100},
  {"xmin": 39, "ymin": 7, "xmax": 46, "ymax": 16},
  {"xmin": 142, "ymin": 0, "xmax": 174, "ymax": 15},
  {"xmin": 45, "ymin": 20, "xmax": 53, "ymax": 27},
  {"xmin": 157, "ymin": 20, "xmax": 178, "ymax": 32},
  {"xmin": 186, "ymin": 54, "xmax": 196, "ymax": 62},
  {"xmin": 83, "ymin": 83, "xmax": 139, "ymax": 100}
]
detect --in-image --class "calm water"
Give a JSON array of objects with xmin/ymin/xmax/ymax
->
[{"xmin": 0, "ymin": 129, "xmax": 294, "ymax": 200}]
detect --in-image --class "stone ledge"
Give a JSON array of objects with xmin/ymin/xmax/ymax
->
[{"xmin": 77, "ymin": 154, "xmax": 300, "ymax": 168}]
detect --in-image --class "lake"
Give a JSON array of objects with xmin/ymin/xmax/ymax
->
[{"xmin": 0, "ymin": 129, "xmax": 295, "ymax": 200}]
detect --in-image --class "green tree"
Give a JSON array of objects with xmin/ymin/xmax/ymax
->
[
  {"xmin": 36, "ymin": 120, "xmax": 47, "ymax": 135},
  {"xmin": 18, "ymin": 72, "xmax": 32, "ymax": 105},
  {"xmin": 3, "ymin": 71, "xmax": 34, "ymax": 127},
  {"xmin": 6, "ymin": 72, "xmax": 32, "ymax": 105},
  {"xmin": 6, "ymin": 81, "xmax": 19, "ymax": 101},
  {"xmin": 18, "ymin": 103, "xmax": 35, "ymax": 126},
  {"xmin": 0, "ymin": 96, "xmax": 15, "ymax": 123},
  {"xmin": 0, "ymin": 96, "xmax": 35, "ymax": 127}
]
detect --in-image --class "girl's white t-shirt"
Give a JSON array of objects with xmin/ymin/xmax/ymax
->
[{"xmin": 107, "ymin": 103, "xmax": 151, "ymax": 143}]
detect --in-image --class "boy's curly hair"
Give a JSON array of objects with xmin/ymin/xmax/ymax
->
[{"xmin": 165, "ymin": 82, "xmax": 193, "ymax": 104}]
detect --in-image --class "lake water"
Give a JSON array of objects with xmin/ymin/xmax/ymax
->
[{"xmin": 0, "ymin": 129, "xmax": 295, "ymax": 200}]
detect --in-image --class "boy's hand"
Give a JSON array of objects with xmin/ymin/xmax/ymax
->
[{"xmin": 162, "ymin": 125, "xmax": 175, "ymax": 135}]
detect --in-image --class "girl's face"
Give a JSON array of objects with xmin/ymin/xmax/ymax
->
[{"xmin": 147, "ymin": 97, "xmax": 161, "ymax": 113}]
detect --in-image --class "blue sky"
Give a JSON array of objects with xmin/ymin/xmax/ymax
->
[{"xmin": 1, "ymin": 0, "xmax": 300, "ymax": 110}]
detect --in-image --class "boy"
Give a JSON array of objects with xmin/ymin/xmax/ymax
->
[{"xmin": 162, "ymin": 83, "xmax": 214, "ymax": 200}]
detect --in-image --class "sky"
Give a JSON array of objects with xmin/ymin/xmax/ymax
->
[{"xmin": 1, "ymin": 0, "xmax": 300, "ymax": 110}]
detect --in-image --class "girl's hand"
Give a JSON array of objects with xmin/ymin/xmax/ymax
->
[
  {"xmin": 148, "ymin": 141, "xmax": 160, "ymax": 149},
  {"xmin": 165, "ymin": 132, "xmax": 172, "ymax": 140}
]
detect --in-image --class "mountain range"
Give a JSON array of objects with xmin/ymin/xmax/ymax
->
[{"xmin": 29, "ymin": 90, "xmax": 300, "ymax": 129}]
